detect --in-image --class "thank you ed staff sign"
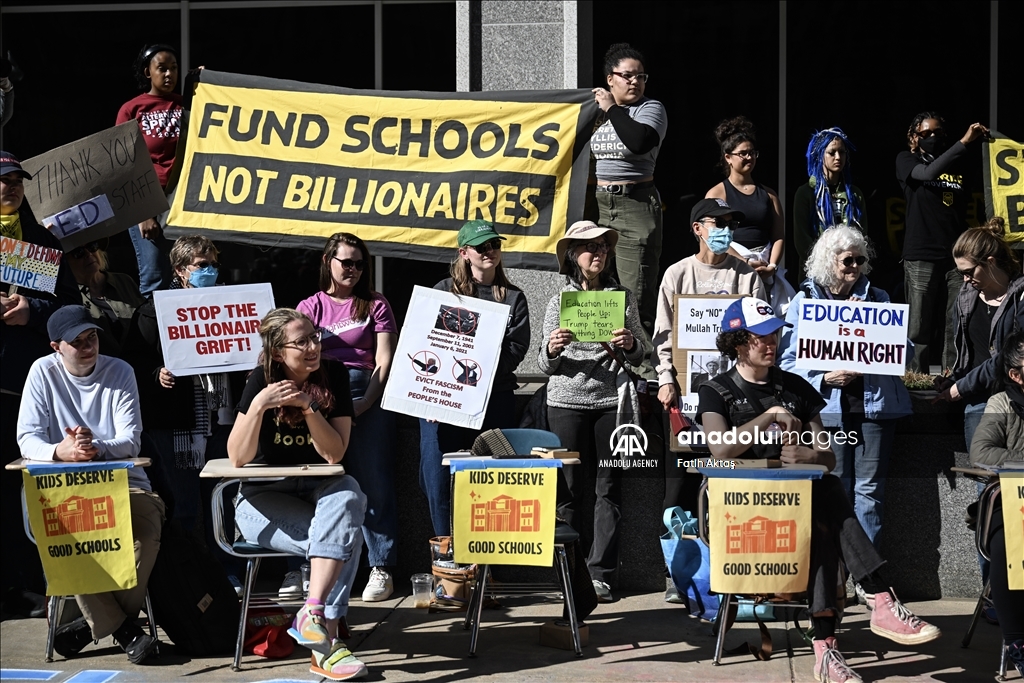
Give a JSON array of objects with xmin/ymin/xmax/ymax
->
[
  {"xmin": 154, "ymin": 283, "xmax": 275, "ymax": 376},
  {"xmin": 793, "ymin": 299, "xmax": 910, "ymax": 376}
]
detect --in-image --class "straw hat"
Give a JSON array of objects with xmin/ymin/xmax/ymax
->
[{"xmin": 555, "ymin": 221, "xmax": 619, "ymax": 275}]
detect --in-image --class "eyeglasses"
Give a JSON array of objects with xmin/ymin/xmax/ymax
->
[
  {"xmin": 612, "ymin": 71, "xmax": 649, "ymax": 83},
  {"xmin": 728, "ymin": 149, "xmax": 759, "ymax": 160},
  {"xmin": 582, "ymin": 241, "xmax": 610, "ymax": 255},
  {"xmin": 470, "ymin": 238, "xmax": 503, "ymax": 254},
  {"xmin": 840, "ymin": 255, "xmax": 868, "ymax": 267},
  {"xmin": 188, "ymin": 259, "xmax": 220, "ymax": 270},
  {"xmin": 957, "ymin": 263, "xmax": 981, "ymax": 279},
  {"xmin": 68, "ymin": 242, "xmax": 101, "ymax": 259},
  {"xmin": 916, "ymin": 128, "xmax": 945, "ymax": 139},
  {"xmin": 700, "ymin": 218, "xmax": 740, "ymax": 230},
  {"xmin": 332, "ymin": 257, "xmax": 366, "ymax": 271},
  {"xmin": 283, "ymin": 330, "xmax": 322, "ymax": 350}
]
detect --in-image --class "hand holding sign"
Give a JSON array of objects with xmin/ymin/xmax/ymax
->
[
  {"xmin": 559, "ymin": 290, "xmax": 625, "ymax": 342},
  {"xmin": 1, "ymin": 292, "xmax": 29, "ymax": 325}
]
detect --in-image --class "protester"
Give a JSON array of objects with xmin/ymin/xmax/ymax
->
[
  {"xmin": 969, "ymin": 329, "xmax": 1024, "ymax": 679},
  {"xmin": 779, "ymin": 226, "xmax": 912, "ymax": 564},
  {"xmin": 896, "ymin": 111, "xmax": 989, "ymax": 371},
  {"xmin": 540, "ymin": 220, "xmax": 649, "ymax": 603},
  {"xmin": 419, "ymin": 220, "xmax": 530, "ymax": 536},
  {"xmin": 1, "ymin": 153, "xmax": 80, "ymax": 617},
  {"xmin": 116, "ymin": 44, "xmax": 184, "ymax": 296},
  {"xmin": 590, "ymin": 42, "xmax": 667, "ymax": 371},
  {"xmin": 66, "ymin": 240, "xmax": 145, "ymax": 358},
  {"xmin": 298, "ymin": 233, "xmax": 399, "ymax": 603},
  {"xmin": 17, "ymin": 306, "xmax": 164, "ymax": 664},
  {"xmin": 698, "ymin": 297, "xmax": 941, "ymax": 683},
  {"xmin": 793, "ymin": 128, "xmax": 867, "ymax": 271},
  {"xmin": 227, "ymin": 307, "xmax": 368, "ymax": 681}
]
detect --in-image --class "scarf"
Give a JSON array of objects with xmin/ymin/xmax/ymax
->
[
  {"xmin": 172, "ymin": 373, "xmax": 230, "ymax": 469},
  {"xmin": 0, "ymin": 212, "xmax": 22, "ymax": 240}
]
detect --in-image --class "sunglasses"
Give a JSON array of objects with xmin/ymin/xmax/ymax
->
[
  {"xmin": 700, "ymin": 217, "xmax": 740, "ymax": 230},
  {"xmin": 67, "ymin": 242, "xmax": 101, "ymax": 259},
  {"xmin": 916, "ymin": 128, "xmax": 945, "ymax": 139},
  {"xmin": 840, "ymin": 255, "xmax": 868, "ymax": 267},
  {"xmin": 582, "ymin": 241, "xmax": 610, "ymax": 255},
  {"xmin": 471, "ymin": 238, "xmax": 503, "ymax": 254},
  {"xmin": 956, "ymin": 263, "xmax": 981, "ymax": 279},
  {"xmin": 333, "ymin": 257, "xmax": 366, "ymax": 271}
]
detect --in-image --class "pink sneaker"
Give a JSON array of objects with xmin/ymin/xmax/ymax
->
[
  {"xmin": 870, "ymin": 590, "xmax": 941, "ymax": 645},
  {"xmin": 813, "ymin": 637, "xmax": 862, "ymax": 683}
]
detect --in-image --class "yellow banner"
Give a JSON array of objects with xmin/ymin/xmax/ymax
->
[
  {"xmin": 708, "ymin": 478, "xmax": 812, "ymax": 594},
  {"xmin": 453, "ymin": 467, "xmax": 557, "ymax": 567},
  {"xmin": 23, "ymin": 468, "xmax": 138, "ymax": 596},
  {"xmin": 983, "ymin": 135, "xmax": 1024, "ymax": 243},
  {"xmin": 1001, "ymin": 473, "xmax": 1024, "ymax": 590},
  {"xmin": 167, "ymin": 71, "xmax": 597, "ymax": 270}
]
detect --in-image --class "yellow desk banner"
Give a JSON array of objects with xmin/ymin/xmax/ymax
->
[
  {"xmin": 453, "ymin": 466, "xmax": 557, "ymax": 567},
  {"xmin": 1001, "ymin": 473, "xmax": 1024, "ymax": 590},
  {"xmin": 708, "ymin": 478, "xmax": 812, "ymax": 594},
  {"xmin": 167, "ymin": 70, "xmax": 598, "ymax": 270},
  {"xmin": 23, "ymin": 468, "xmax": 138, "ymax": 596},
  {"xmin": 982, "ymin": 133, "xmax": 1024, "ymax": 243}
]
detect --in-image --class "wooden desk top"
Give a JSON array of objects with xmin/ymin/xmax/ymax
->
[
  {"xmin": 951, "ymin": 466, "xmax": 999, "ymax": 480},
  {"xmin": 686, "ymin": 462, "xmax": 828, "ymax": 475},
  {"xmin": 441, "ymin": 454, "xmax": 581, "ymax": 466},
  {"xmin": 199, "ymin": 458, "xmax": 346, "ymax": 479},
  {"xmin": 6, "ymin": 457, "xmax": 151, "ymax": 471}
]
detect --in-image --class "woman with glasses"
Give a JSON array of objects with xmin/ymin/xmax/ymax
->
[
  {"xmin": 418, "ymin": 220, "xmax": 530, "ymax": 537},
  {"xmin": 589, "ymin": 42, "xmax": 667, "ymax": 361},
  {"xmin": 65, "ymin": 240, "xmax": 145, "ymax": 359},
  {"xmin": 896, "ymin": 111, "xmax": 988, "ymax": 372},
  {"xmin": 779, "ymin": 226, "xmax": 912, "ymax": 569},
  {"xmin": 297, "ymin": 233, "xmax": 399, "ymax": 603},
  {"xmin": 228, "ymin": 307, "xmax": 368, "ymax": 681},
  {"xmin": 539, "ymin": 220, "xmax": 649, "ymax": 603}
]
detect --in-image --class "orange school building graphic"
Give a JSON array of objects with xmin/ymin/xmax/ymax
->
[
  {"xmin": 471, "ymin": 494, "xmax": 541, "ymax": 532},
  {"xmin": 42, "ymin": 494, "xmax": 117, "ymax": 537},
  {"xmin": 726, "ymin": 516, "xmax": 797, "ymax": 554}
]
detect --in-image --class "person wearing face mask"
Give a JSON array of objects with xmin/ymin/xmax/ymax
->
[
  {"xmin": 896, "ymin": 111, "xmax": 989, "ymax": 372},
  {"xmin": 650, "ymin": 198, "xmax": 765, "ymax": 602}
]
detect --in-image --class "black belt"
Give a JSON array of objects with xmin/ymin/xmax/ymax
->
[{"xmin": 595, "ymin": 180, "xmax": 655, "ymax": 196}]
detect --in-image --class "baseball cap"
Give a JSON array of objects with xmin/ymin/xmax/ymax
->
[
  {"xmin": 690, "ymin": 197, "xmax": 745, "ymax": 225},
  {"xmin": 0, "ymin": 151, "xmax": 32, "ymax": 179},
  {"xmin": 721, "ymin": 297, "xmax": 791, "ymax": 335},
  {"xmin": 47, "ymin": 306, "xmax": 101, "ymax": 343},
  {"xmin": 456, "ymin": 220, "xmax": 506, "ymax": 248}
]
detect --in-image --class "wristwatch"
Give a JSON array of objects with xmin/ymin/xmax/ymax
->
[{"xmin": 303, "ymin": 399, "xmax": 321, "ymax": 415}]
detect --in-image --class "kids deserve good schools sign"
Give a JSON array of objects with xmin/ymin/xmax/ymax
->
[
  {"xmin": 794, "ymin": 300, "xmax": 909, "ymax": 376},
  {"xmin": 167, "ymin": 70, "xmax": 598, "ymax": 270}
]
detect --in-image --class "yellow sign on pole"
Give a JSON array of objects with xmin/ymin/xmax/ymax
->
[
  {"xmin": 453, "ymin": 466, "xmax": 557, "ymax": 567},
  {"xmin": 983, "ymin": 135, "xmax": 1024, "ymax": 243},
  {"xmin": 708, "ymin": 478, "xmax": 812, "ymax": 594},
  {"xmin": 1000, "ymin": 473, "xmax": 1024, "ymax": 590},
  {"xmin": 23, "ymin": 468, "xmax": 138, "ymax": 596}
]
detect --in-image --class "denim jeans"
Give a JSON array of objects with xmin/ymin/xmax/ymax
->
[
  {"xmin": 418, "ymin": 389, "xmax": 517, "ymax": 537},
  {"xmin": 343, "ymin": 367, "xmax": 398, "ymax": 568},
  {"xmin": 903, "ymin": 258, "xmax": 960, "ymax": 372},
  {"xmin": 965, "ymin": 401, "xmax": 990, "ymax": 583},
  {"xmin": 129, "ymin": 224, "xmax": 172, "ymax": 296},
  {"xmin": 235, "ymin": 476, "xmax": 366, "ymax": 620},
  {"xmin": 831, "ymin": 417, "xmax": 896, "ymax": 549}
]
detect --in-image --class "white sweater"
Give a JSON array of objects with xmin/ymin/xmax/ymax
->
[{"xmin": 17, "ymin": 353, "xmax": 150, "ymax": 491}]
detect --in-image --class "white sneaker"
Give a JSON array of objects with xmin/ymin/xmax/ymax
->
[
  {"xmin": 592, "ymin": 579, "xmax": 612, "ymax": 603},
  {"xmin": 361, "ymin": 568, "xmax": 394, "ymax": 602},
  {"xmin": 279, "ymin": 570, "xmax": 303, "ymax": 599},
  {"xmin": 854, "ymin": 582, "xmax": 875, "ymax": 611}
]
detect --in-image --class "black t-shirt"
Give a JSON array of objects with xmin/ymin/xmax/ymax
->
[
  {"xmin": 895, "ymin": 150, "xmax": 967, "ymax": 261},
  {"xmin": 967, "ymin": 300, "xmax": 996, "ymax": 371},
  {"xmin": 236, "ymin": 361, "xmax": 354, "ymax": 466}
]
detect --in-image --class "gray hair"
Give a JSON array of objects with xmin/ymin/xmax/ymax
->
[{"xmin": 804, "ymin": 225, "xmax": 874, "ymax": 290}]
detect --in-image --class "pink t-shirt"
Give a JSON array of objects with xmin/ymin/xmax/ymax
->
[{"xmin": 297, "ymin": 291, "xmax": 397, "ymax": 370}]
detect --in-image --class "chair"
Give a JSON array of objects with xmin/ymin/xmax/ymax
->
[{"xmin": 458, "ymin": 428, "xmax": 585, "ymax": 657}]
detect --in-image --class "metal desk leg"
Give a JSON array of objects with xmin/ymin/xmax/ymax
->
[
  {"xmin": 467, "ymin": 564, "xmax": 489, "ymax": 657},
  {"xmin": 554, "ymin": 545, "xmax": 583, "ymax": 656},
  {"xmin": 233, "ymin": 556, "xmax": 260, "ymax": 672},
  {"xmin": 962, "ymin": 581, "xmax": 988, "ymax": 647},
  {"xmin": 45, "ymin": 595, "xmax": 64, "ymax": 662},
  {"xmin": 712, "ymin": 594, "xmax": 732, "ymax": 665}
]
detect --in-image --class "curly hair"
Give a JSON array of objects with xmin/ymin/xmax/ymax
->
[
  {"xmin": 1000, "ymin": 329, "xmax": 1024, "ymax": 389},
  {"xmin": 905, "ymin": 111, "xmax": 945, "ymax": 153},
  {"xmin": 805, "ymin": 127, "xmax": 863, "ymax": 229},
  {"xmin": 258, "ymin": 308, "xmax": 335, "ymax": 428},
  {"xmin": 804, "ymin": 225, "xmax": 874, "ymax": 291},
  {"xmin": 133, "ymin": 44, "xmax": 178, "ymax": 90},
  {"xmin": 952, "ymin": 216, "xmax": 1022, "ymax": 278},
  {"xmin": 603, "ymin": 43, "xmax": 646, "ymax": 75},
  {"xmin": 715, "ymin": 116, "xmax": 756, "ymax": 174},
  {"xmin": 318, "ymin": 232, "xmax": 376, "ymax": 322},
  {"xmin": 716, "ymin": 329, "xmax": 751, "ymax": 360}
]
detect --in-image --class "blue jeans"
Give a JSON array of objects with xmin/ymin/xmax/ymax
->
[
  {"xmin": 832, "ymin": 417, "xmax": 896, "ymax": 549},
  {"xmin": 418, "ymin": 389, "xmax": 517, "ymax": 537},
  {"xmin": 129, "ymin": 224, "xmax": 172, "ymax": 295},
  {"xmin": 965, "ymin": 401, "xmax": 989, "ymax": 583},
  {"xmin": 343, "ymin": 367, "xmax": 398, "ymax": 568},
  {"xmin": 235, "ymin": 476, "xmax": 366, "ymax": 620}
]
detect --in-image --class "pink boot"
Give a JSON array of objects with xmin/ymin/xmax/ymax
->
[
  {"xmin": 870, "ymin": 589, "xmax": 941, "ymax": 645},
  {"xmin": 813, "ymin": 637, "xmax": 862, "ymax": 683}
]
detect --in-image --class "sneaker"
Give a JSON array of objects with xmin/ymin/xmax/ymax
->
[
  {"xmin": 123, "ymin": 633, "xmax": 159, "ymax": 665},
  {"xmin": 228, "ymin": 574, "xmax": 243, "ymax": 598},
  {"xmin": 310, "ymin": 639, "xmax": 367, "ymax": 681},
  {"xmin": 854, "ymin": 582, "xmax": 874, "ymax": 611},
  {"xmin": 53, "ymin": 616, "xmax": 95, "ymax": 658},
  {"xmin": 869, "ymin": 589, "xmax": 941, "ymax": 645},
  {"xmin": 279, "ymin": 570, "xmax": 303, "ymax": 599},
  {"xmin": 665, "ymin": 577, "xmax": 684, "ymax": 604},
  {"xmin": 813, "ymin": 637, "xmax": 862, "ymax": 683},
  {"xmin": 981, "ymin": 596, "xmax": 998, "ymax": 625},
  {"xmin": 288, "ymin": 601, "xmax": 331, "ymax": 653},
  {"xmin": 361, "ymin": 568, "xmax": 394, "ymax": 602},
  {"xmin": 1007, "ymin": 639, "xmax": 1024, "ymax": 678},
  {"xmin": 592, "ymin": 580, "xmax": 612, "ymax": 603}
]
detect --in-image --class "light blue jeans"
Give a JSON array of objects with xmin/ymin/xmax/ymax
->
[
  {"xmin": 832, "ymin": 417, "xmax": 896, "ymax": 549},
  {"xmin": 235, "ymin": 476, "xmax": 366, "ymax": 620},
  {"xmin": 129, "ymin": 224, "xmax": 172, "ymax": 295}
]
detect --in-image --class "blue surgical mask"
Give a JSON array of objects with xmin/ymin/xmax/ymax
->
[
  {"xmin": 704, "ymin": 227, "xmax": 733, "ymax": 255},
  {"xmin": 188, "ymin": 266, "xmax": 219, "ymax": 288}
]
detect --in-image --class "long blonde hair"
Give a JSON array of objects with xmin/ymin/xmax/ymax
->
[
  {"xmin": 258, "ymin": 308, "xmax": 335, "ymax": 427},
  {"xmin": 448, "ymin": 254, "xmax": 515, "ymax": 303}
]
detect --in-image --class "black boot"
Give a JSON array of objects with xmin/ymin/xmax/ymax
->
[{"xmin": 53, "ymin": 616, "xmax": 95, "ymax": 657}]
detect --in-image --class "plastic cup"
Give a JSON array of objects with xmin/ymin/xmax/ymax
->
[{"xmin": 411, "ymin": 573, "xmax": 434, "ymax": 608}]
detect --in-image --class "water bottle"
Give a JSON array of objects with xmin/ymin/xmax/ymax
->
[{"xmin": 300, "ymin": 562, "xmax": 311, "ymax": 596}]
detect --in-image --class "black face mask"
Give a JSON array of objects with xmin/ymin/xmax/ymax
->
[{"xmin": 918, "ymin": 135, "xmax": 947, "ymax": 157}]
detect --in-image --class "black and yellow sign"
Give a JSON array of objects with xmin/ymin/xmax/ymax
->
[
  {"xmin": 1001, "ymin": 473, "xmax": 1023, "ymax": 590},
  {"xmin": 983, "ymin": 133, "xmax": 1024, "ymax": 243},
  {"xmin": 167, "ymin": 71, "xmax": 598, "ymax": 269}
]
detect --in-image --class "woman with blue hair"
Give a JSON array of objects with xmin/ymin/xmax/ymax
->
[{"xmin": 793, "ymin": 128, "xmax": 867, "ymax": 272}]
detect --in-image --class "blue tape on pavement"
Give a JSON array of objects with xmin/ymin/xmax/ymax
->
[
  {"xmin": 25, "ymin": 461, "xmax": 133, "ymax": 476},
  {"xmin": 696, "ymin": 467, "xmax": 823, "ymax": 480},
  {"xmin": 448, "ymin": 459, "xmax": 562, "ymax": 471},
  {"xmin": 0, "ymin": 671, "xmax": 60, "ymax": 681},
  {"xmin": 63, "ymin": 671, "xmax": 120, "ymax": 683}
]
